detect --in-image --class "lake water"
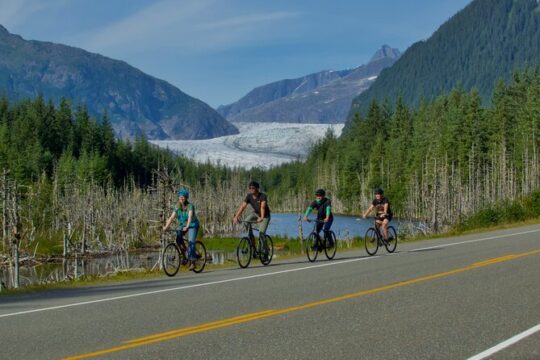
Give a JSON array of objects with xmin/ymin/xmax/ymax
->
[
  {"xmin": 266, "ymin": 213, "xmax": 411, "ymax": 240},
  {"xmin": 0, "ymin": 213, "xmax": 417, "ymax": 290}
]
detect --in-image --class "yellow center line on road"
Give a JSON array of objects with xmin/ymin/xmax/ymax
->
[{"xmin": 64, "ymin": 248, "xmax": 540, "ymax": 360}]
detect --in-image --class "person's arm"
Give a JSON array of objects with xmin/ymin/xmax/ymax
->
[
  {"xmin": 184, "ymin": 205, "xmax": 193, "ymax": 231},
  {"xmin": 163, "ymin": 211, "xmax": 176, "ymax": 231},
  {"xmin": 303, "ymin": 206, "xmax": 313, "ymax": 221},
  {"xmin": 324, "ymin": 205, "xmax": 331, "ymax": 222},
  {"xmin": 363, "ymin": 205, "xmax": 374, "ymax": 218},
  {"xmin": 383, "ymin": 202, "xmax": 389, "ymax": 217},
  {"xmin": 258, "ymin": 200, "xmax": 266, "ymax": 222},
  {"xmin": 233, "ymin": 202, "xmax": 248, "ymax": 223}
]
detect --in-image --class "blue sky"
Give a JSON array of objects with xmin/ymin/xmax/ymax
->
[{"xmin": 0, "ymin": 0, "xmax": 471, "ymax": 107}]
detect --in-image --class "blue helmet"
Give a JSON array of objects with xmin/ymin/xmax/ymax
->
[{"xmin": 176, "ymin": 188, "xmax": 189, "ymax": 198}]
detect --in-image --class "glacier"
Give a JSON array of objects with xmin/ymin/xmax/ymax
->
[{"xmin": 151, "ymin": 122, "xmax": 344, "ymax": 169}]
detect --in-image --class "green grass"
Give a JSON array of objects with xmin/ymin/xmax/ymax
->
[
  {"xmin": 3, "ymin": 209, "xmax": 539, "ymax": 296},
  {"xmin": 0, "ymin": 269, "xmax": 164, "ymax": 296}
]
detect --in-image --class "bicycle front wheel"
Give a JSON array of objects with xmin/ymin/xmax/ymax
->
[
  {"xmin": 384, "ymin": 226, "xmax": 398, "ymax": 253},
  {"xmin": 237, "ymin": 237, "xmax": 252, "ymax": 268},
  {"xmin": 324, "ymin": 231, "xmax": 337, "ymax": 260},
  {"xmin": 192, "ymin": 241, "xmax": 207, "ymax": 273},
  {"xmin": 364, "ymin": 228, "xmax": 379, "ymax": 256},
  {"xmin": 306, "ymin": 233, "xmax": 319, "ymax": 262},
  {"xmin": 260, "ymin": 235, "xmax": 274, "ymax": 266},
  {"xmin": 163, "ymin": 243, "xmax": 182, "ymax": 277}
]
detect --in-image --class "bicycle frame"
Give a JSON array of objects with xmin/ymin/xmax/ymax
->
[
  {"xmin": 161, "ymin": 229, "xmax": 207, "ymax": 276},
  {"xmin": 364, "ymin": 218, "xmax": 397, "ymax": 256},
  {"xmin": 306, "ymin": 219, "xmax": 327, "ymax": 244},
  {"xmin": 304, "ymin": 218, "xmax": 336, "ymax": 262},
  {"xmin": 236, "ymin": 220, "xmax": 273, "ymax": 268},
  {"xmin": 239, "ymin": 221, "xmax": 262, "ymax": 251}
]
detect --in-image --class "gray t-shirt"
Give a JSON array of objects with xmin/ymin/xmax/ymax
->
[{"xmin": 244, "ymin": 192, "xmax": 271, "ymax": 218}]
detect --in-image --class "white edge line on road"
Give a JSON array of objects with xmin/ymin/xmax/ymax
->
[
  {"xmin": 466, "ymin": 323, "xmax": 540, "ymax": 360},
  {"xmin": 409, "ymin": 229, "xmax": 540, "ymax": 252},
  {"xmin": 0, "ymin": 255, "xmax": 379, "ymax": 318},
  {"xmin": 1, "ymin": 228, "xmax": 539, "ymax": 319}
]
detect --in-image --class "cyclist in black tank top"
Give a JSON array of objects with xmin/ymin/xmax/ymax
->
[{"xmin": 362, "ymin": 188, "xmax": 393, "ymax": 241}]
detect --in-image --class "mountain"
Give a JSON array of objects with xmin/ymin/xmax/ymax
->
[
  {"xmin": 349, "ymin": 0, "xmax": 540, "ymax": 117},
  {"xmin": 0, "ymin": 25, "xmax": 238, "ymax": 140},
  {"xmin": 217, "ymin": 45, "xmax": 400, "ymax": 123}
]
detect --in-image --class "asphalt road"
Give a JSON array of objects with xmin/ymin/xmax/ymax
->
[{"xmin": 1, "ymin": 224, "xmax": 539, "ymax": 359}]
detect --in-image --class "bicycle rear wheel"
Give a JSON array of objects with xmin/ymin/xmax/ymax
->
[
  {"xmin": 324, "ymin": 231, "xmax": 337, "ymax": 260},
  {"xmin": 192, "ymin": 241, "xmax": 207, "ymax": 273},
  {"xmin": 162, "ymin": 243, "xmax": 182, "ymax": 277},
  {"xmin": 260, "ymin": 235, "xmax": 273, "ymax": 266},
  {"xmin": 384, "ymin": 226, "xmax": 398, "ymax": 253},
  {"xmin": 306, "ymin": 233, "xmax": 319, "ymax": 262},
  {"xmin": 236, "ymin": 237, "xmax": 252, "ymax": 268},
  {"xmin": 364, "ymin": 228, "xmax": 379, "ymax": 256}
]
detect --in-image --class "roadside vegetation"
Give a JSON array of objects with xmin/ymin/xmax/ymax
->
[{"xmin": 1, "ymin": 69, "xmax": 539, "ymax": 290}]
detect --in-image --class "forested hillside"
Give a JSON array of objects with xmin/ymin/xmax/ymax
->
[
  {"xmin": 1, "ymin": 68, "xmax": 539, "ymax": 257},
  {"xmin": 261, "ymin": 69, "xmax": 540, "ymax": 232},
  {"xmin": 0, "ymin": 96, "xmax": 252, "ymax": 255},
  {"xmin": 349, "ymin": 0, "xmax": 540, "ymax": 116},
  {"xmin": 0, "ymin": 25, "xmax": 238, "ymax": 140}
]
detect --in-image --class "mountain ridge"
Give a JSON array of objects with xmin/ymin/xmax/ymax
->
[
  {"xmin": 0, "ymin": 25, "xmax": 238, "ymax": 140},
  {"xmin": 217, "ymin": 45, "xmax": 400, "ymax": 123}
]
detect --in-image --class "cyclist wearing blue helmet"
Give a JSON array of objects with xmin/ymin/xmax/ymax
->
[{"xmin": 163, "ymin": 188, "xmax": 200, "ymax": 270}]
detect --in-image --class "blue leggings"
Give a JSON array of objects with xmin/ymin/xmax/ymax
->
[
  {"xmin": 176, "ymin": 227, "xmax": 198, "ymax": 260},
  {"xmin": 316, "ymin": 217, "xmax": 333, "ymax": 237}
]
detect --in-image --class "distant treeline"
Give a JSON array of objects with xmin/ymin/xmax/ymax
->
[
  {"xmin": 0, "ymin": 96, "xmax": 263, "ymax": 256},
  {"xmin": 0, "ymin": 95, "xmax": 247, "ymax": 188},
  {"xmin": 260, "ymin": 68, "xmax": 540, "ymax": 231},
  {"xmin": 1, "ymin": 68, "xmax": 540, "ymax": 258}
]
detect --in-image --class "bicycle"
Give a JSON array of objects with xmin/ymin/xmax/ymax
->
[
  {"xmin": 364, "ymin": 219, "xmax": 397, "ymax": 256},
  {"xmin": 236, "ymin": 221, "xmax": 274, "ymax": 268},
  {"xmin": 305, "ymin": 219, "xmax": 337, "ymax": 262},
  {"xmin": 162, "ymin": 230, "xmax": 207, "ymax": 277}
]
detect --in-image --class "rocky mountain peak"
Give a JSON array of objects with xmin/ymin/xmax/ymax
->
[{"xmin": 369, "ymin": 45, "xmax": 401, "ymax": 63}]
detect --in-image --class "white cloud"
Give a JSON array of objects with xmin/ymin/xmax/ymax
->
[
  {"xmin": 78, "ymin": 0, "xmax": 301, "ymax": 55},
  {"xmin": 0, "ymin": 0, "xmax": 65, "ymax": 29},
  {"xmin": 197, "ymin": 11, "xmax": 301, "ymax": 31}
]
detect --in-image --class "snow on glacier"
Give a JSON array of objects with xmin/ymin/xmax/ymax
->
[{"xmin": 151, "ymin": 122, "xmax": 344, "ymax": 169}]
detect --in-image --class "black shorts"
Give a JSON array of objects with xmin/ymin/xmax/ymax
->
[{"xmin": 376, "ymin": 214, "xmax": 392, "ymax": 222}]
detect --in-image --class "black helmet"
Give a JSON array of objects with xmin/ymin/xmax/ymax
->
[
  {"xmin": 374, "ymin": 188, "xmax": 384, "ymax": 195},
  {"xmin": 248, "ymin": 181, "xmax": 260, "ymax": 189},
  {"xmin": 315, "ymin": 188, "xmax": 326, "ymax": 196}
]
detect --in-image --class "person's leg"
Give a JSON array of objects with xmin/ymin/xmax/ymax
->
[
  {"xmin": 245, "ymin": 213, "xmax": 258, "ymax": 248},
  {"xmin": 382, "ymin": 219, "xmax": 389, "ymax": 240},
  {"xmin": 323, "ymin": 218, "xmax": 334, "ymax": 246},
  {"xmin": 175, "ymin": 229, "xmax": 184, "ymax": 247},
  {"xmin": 387, "ymin": 216, "xmax": 393, "ymax": 239},
  {"xmin": 258, "ymin": 216, "xmax": 270, "ymax": 255},
  {"xmin": 315, "ymin": 222, "xmax": 324, "ymax": 237},
  {"xmin": 187, "ymin": 227, "xmax": 198, "ymax": 260}
]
